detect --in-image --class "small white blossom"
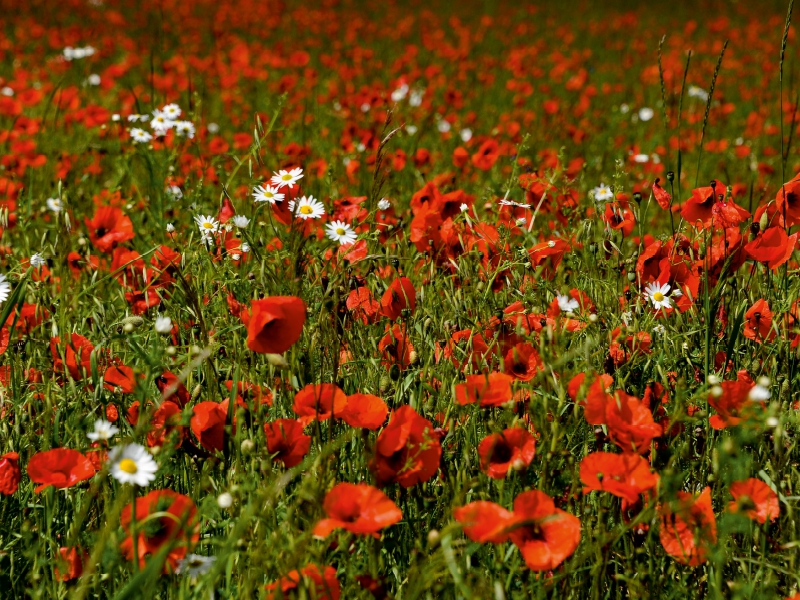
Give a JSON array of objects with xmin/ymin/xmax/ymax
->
[
  {"xmin": 130, "ymin": 128, "xmax": 153, "ymax": 143},
  {"xmin": 87, "ymin": 419, "xmax": 119, "ymax": 442},
  {"xmin": 30, "ymin": 253, "xmax": 46, "ymax": 268},
  {"xmin": 232, "ymin": 215, "xmax": 250, "ymax": 228},
  {"xmin": 288, "ymin": 196, "xmax": 325, "ymax": 220},
  {"xmin": 270, "ymin": 167, "xmax": 304, "ymax": 190},
  {"xmin": 325, "ymin": 220, "xmax": 357, "ymax": 245},
  {"xmin": 556, "ymin": 294, "xmax": 580, "ymax": 314},
  {"xmin": 0, "ymin": 274, "xmax": 10, "ymax": 304},
  {"xmin": 592, "ymin": 184, "xmax": 614, "ymax": 202},
  {"xmin": 377, "ymin": 198, "xmax": 391, "ymax": 211},
  {"xmin": 155, "ymin": 315, "xmax": 173, "ymax": 334},
  {"xmin": 109, "ymin": 443, "xmax": 158, "ymax": 487},
  {"xmin": 644, "ymin": 282, "xmax": 672, "ymax": 311},
  {"xmin": 460, "ymin": 128, "xmax": 473, "ymax": 142},
  {"xmin": 253, "ymin": 184, "xmax": 284, "ymax": 204},
  {"xmin": 638, "ymin": 107, "xmax": 654, "ymax": 121}
]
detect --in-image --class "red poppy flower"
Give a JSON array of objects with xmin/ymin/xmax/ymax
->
[
  {"xmin": 608, "ymin": 328, "xmax": 652, "ymax": 366},
  {"xmin": 346, "ymin": 286, "xmax": 380, "ymax": 324},
  {"xmin": 454, "ymin": 373, "xmax": 513, "ymax": 407},
  {"xmin": 454, "ymin": 501, "xmax": 515, "ymax": 543},
  {"xmin": 745, "ymin": 226, "xmax": 798, "ymax": 270},
  {"xmin": 103, "ymin": 365, "xmax": 137, "ymax": 394},
  {"xmin": 339, "ymin": 393, "xmax": 388, "ymax": 430},
  {"xmin": 708, "ymin": 378, "xmax": 759, "ymax": 430},
  {"xmin": 56, "ymin": 547, "xmax": 88, "ymax": 582},
  {"xmin": 293, "ymin": 383, "xmax": 348, "ymax": 425},
  {"xmin": 246, "ymin": 296, "xmax": 306, "ymax": 354},
  {"xmin": 380, "ymin": 277, "xmax": 416, "ymax": 320},
  {"xmin": 775, "ymin": 172, "xmax": 800, "ymax": 226},
  {"xmin": 27, "ymin": 448, "xmax": 96, "ymax": 492},
  {"xmin": 580, "ymin": 452, "xmax": 659, "ymax": 504},
  {"xmin": 604, "ymin": 393, "xmax": 662, "ymax": 454},
  {"xmin": 681, "ymin": 181, "xmax": 749, "ymax": 228},
  {"xmin": 267, "ymin": 564, "xmax": 340, "ymax": 600},
  {"xmin": 528, "ymin": 239, "xmax": 569, "ymax": 279},
  {"xmin": 743, "ymin": 299, "xmax": 775, "ymax": 344},
  {"xmin": 51, "ymin": 333, "xmax": 94, "ymax": 381},
  {"xmin": 503, "ymin": 343, "xmax": 543, "ymax": 381},
  {"xmin": 478, "ymin": 427, "xmax": 536, "ymax": 479},
  {"xmin": 120, "ymin": 489, "xmax": 199, "ymax": 572},
  {"xmin": 508, "ymin": 490, "xmax": 582, "ymax": 571},
  {"xmin": 265, "ymin": 418, "xmax": 311, "ymax": 468},
  {"xmin": 373, "ymin": 405, "xmax": 442, "ymax": 488},
  {"xmin": 85, "ymin": 206, "xmax": 135, "ymax": 253},
  {"xmin": 155, "ymin": 371, "xmax": 190, "ymax": 407},
  {"xmin": 312, "ymin": 483, "xmax": 402, "ymax": 538},
  {"xmin": 378, "ymin": 324, "xmax": 415, "ymax": 370},
  {"xmin": 728, "ymin": 478, "xmax": 779, "ymax": 524},
  {"xmin": 659, "ymin": 487, "xmax": 717, "ymax": 566},
  {"xmin": 652, "ymin": 178, "xmax": 672, "ymax": 210},
  {"xmin": 442, "ymin": 329, "xmax": 489, "ymax": 369},
  {"xmin": 0, "ymin": 452, "xmax": 20, "ymax": 495},
  {"xmin": 471, "ymin": 139, "xmax": 499, "ymax": 170},
  {"xmin": 190, "ymin": 401, "xmax": 228, "ymax": 453},
  {"xmin": 147, "ymin": 401, "xmax": 185, "ymax": 449}
]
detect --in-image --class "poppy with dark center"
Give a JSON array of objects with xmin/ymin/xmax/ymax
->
[
  {"xmin": 454, "ymin": 372, "xmax": 513, "ymax": 407},
  {"xmin": 85, "ymin": 206, "xmax": 135, "ymax": 253},
  {"xmin": 292, "ymin": 383, "xmax": 348, "ymax": 425},
  {"xmin": 372, "ymin": 405, "xmax": 442, "ymax": 488},
  {"xmin": 339, "ymin": 393, "xmax": 389, "ymax": 430},
  {"xmin": 378, "ymin": 324, "xmax": 415, "ymax": 370},
  {"xmin": 775, "ymin": 171, "xmax": 800, "ymax": 226},
  {"xmin": 728, "ymin": 478, "xmax": 779, "ymax": 524},
  {"xmin": 264, "ymin": 418, "xmax": 311, "ymax": 468},
  {"xmin": 0, "ymin": 452, "xmax": 20, "ymax": 495},
  {"xmin": 312, "ymin": 482, "xmax": 402, "ymax": 538},
  {"xmin": 380, "ymin": 277, "xmax": 416, "ymax": 320},
  {"xmin": 743, "ymin": 299, "xmax": 775, "ymax": 344},
  {"xmin": 745, "ymin": 226, "xmax": 798, "ymax": 270},
  {"xmin": 478, "ymin": 427, "xmax": 536, "ymax": 479},
  {"xmin": 120, "ymin": 489, "xmax": 199, "ymax": 573},
  {"xmin": 580, "ymin": 451, "xmax": 659, "ymax": 504},
  {"xmin": 147, "ymin": 400, "xmax": 185, "ymax": 449},
  {"xmin": 190, "ymin": 401, "xmax": 228, "ymax": 453},
  {"xmin": 503, "ymin": 343, "xmax": 543, "ymax": 381},
  {"xmin": 266, "ymin": 564, "xmax": 340, "ymax": 600}
]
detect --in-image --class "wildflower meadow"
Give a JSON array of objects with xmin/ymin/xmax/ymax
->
[{"xmin": 4, "ymin": 0, "xmax": 800, "ymax": 597}]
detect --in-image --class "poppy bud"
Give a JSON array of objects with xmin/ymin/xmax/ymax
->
[
  {"xmin": 632, "ymin": 192, "xmax": 642, "ymax": 204},
  {"xmin": 427, "ymin": 529, "xmax": 440, "ymax": 546},
  {"xmin": 391, "ymin": 258, "xmax": 400, "ymax": 268},
  {"xmin": 759, "ymin": 210, "xmax": 769, "ymax": 231}
]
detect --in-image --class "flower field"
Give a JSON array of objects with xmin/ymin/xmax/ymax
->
[{"xmin": 4, "ymin": 0, "xmax": 800, "ymax": 597}]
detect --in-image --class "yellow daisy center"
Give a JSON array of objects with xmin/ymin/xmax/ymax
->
[
  {"xmin": 119, "ymin": 458, "xmax": 138, "ymax": 474},
  {"xmin": 336, "ymin": 228, "xmax": 345, "ymax": 235},
  {"xmin": 202, "ymin": 222, "xmax": 214, "ymax": 229},
  {"xmin": 300, "ymin": 205, "xmax": 313, "ymax": 214},
  {"xmin": 281, "ymin": 174, "xmax": 292, "ymax": 181},
  {"xmin": 653, "ymin": 292, "xmax": 664, "ymax": 302}
]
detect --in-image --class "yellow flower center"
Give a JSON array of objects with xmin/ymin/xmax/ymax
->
[
  {"xmin": 202, "ymin": 222, "xmax": 214, "ymax": 229},
  {"xmin": 300, "ymin": 205, "xmax": 313, "ymax": 214},
  {"xmin": 653, "ymin": 292, "xmax": 664, "ymax": 302},
  {"xmin": 281, "ymin": 174, "xmax": 292, "ymax": 181},
  {"xmin": 119, "ymin": 458, "xmax": 138, "ymax": 474},
  {"xmin": 336, "ymin": 228, "xmax": 345, "ymax": 235}
]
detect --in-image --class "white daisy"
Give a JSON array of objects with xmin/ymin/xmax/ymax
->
[
  {"xmin": 154, "ymin": 315, "xmax": 172, "ymax": 334},
  {"xmin": 325, "ymin": 220, "xmax": 357, "ymax": 245},
  {"xmin": 232, "ymin": 215, "xmax": 250, "ymax": 228},
  {"xmin": 150, "ymin": 110, "xmax": 174, "ymax": 137},
  {"xmin": 194, "ymin": 215, "xmax": 219, "ymax": 236},
  {"xmin": 592, "ymin": 184, "xmax": 614, "ymax": 202},
  {"xmin": 748, "ymin": 384, "xmax": 771, "ymax": 402},
  {"xmin": 130, "ymin": 128, "xmax": 153, "ymax": 143},
  {"xmin": 166, "ymin": 185, "xmax": 183, "ymax": 200},
  {"xmin": 377, "ymin": 198, "xmax": 391, "ymax": 211},
  {"xmin": 0, "ymin": 274, "xmax": 10, "ymax": 304},
  {"xmin": 162, "ymin": 103, "xmax": 182, "ymax": 120},
  {"xmin": 174, "ymin": 121, "xmax": 195, "ymax": 139},
  {"xmin": 499, "ymin": 199, "xmax": 531, "ymax": 208},
  {"xmin": 460, "ymin": 128, "xmax": 473, "ymax": 142},
  {"xmin": 270, "ymin": 167, "xmax": 304, "ymax": 190},
  {"xmin": 166, "ymin": 223, "xmax": 175, "ymax": 233},
  {"xmin": 87, "ymin": 419, "xmax": 119, "ymax": 442},
  {"xmin": 108, "ymin": 443, "xmax": 158, "ymax": 486},
  {"xmin": 556, "ymin": 294, "xmax": 580, "ymax": 314},
  {"xmin": 644, "ymin": 282, "xmax": 672, "ymax": 310},
  {"xmin": 176, "ymin": 554, "xmax": 216, "ymax": 578},
  {"xmin": 30, "ymin": 253, "xmax": 46, "ymax": 268},
  {"xmin": 288, "ymin": 196, "xmax": 325, "ymax": 220},
  {"xmin": 46, "ymin": 197, "xmax": 63, "ymax": 213},
  {"xmin": 253, "ymin": 184, "xmax": 284, "ymax": 204}
]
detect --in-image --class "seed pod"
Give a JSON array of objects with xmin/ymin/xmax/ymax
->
[
  {"xmin": 123, "ymin": 315, "xmax": 144, "ymax": 327},
  {"xmin": 191, "ymin": 384, "xmax": 202, "ymax": 400}
]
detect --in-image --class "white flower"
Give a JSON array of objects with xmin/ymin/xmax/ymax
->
[
  {"xmin": 194, "ymin": 215, "xmax": 219, "ymax": 243},
  {"xmin": 377, "ymin": 198, "xmax": 391, "ymax": 211},
  {"xmin": 633, "ymin": 154, "xmax": 649, "ymax": 163},
  {"xmin": 409, "ymin": 89, "xmax": 424, "ymax": 107},
  {"xmin": 638, "ymin": 107, "xmax": 654, "ymax": 122},
  {"xmin": 176, "ymin": 554, "xmax": 216, "ymax": 578},
  {"xmin": 688, "ymin": 85, "xmax": 709, "ymax": 101},
  {"xmin": 174, "ymin": 121, "xmax": 195, "ymax": 139},
  {"xmin": 87, "ymin": 419, "xmax": 119, "ymax": 442},
  {"xmin": 30, "ymin": 253, "xmax": 46, "ymax": 268},
  {"xmin": 405, "ymin": 125, "xmax": 418, "ymax": 135},
  {"xmin": 288, "ymin": 196, "xmax": 325, "ymax": 220},
  {"xmin": 460, "ymin": 128, "xmax": 473, "ymax": 142},
  {"xmin": 748, "ymin": 384, "xmax": 771, "ymax": 402},
  {"xmin": 592, "ymin": 184, "xmax": 614, "ymax": 202},
  {"xmin": 241, "ymin": 242, "xmax": 250, "ymax": 253},
  {"xmin": 360, "ymin": 103, "xmax": 370, "ymax": 113},
  {"xmin": 111, "ymin": 113, "xmax": 120, "ymax": 122},
  {"xmin": 499, "ymin": 199, "xmax": 531, "ymax": 208},
  {"xmin": 108, "ymin": 443, "xmax": 158, "ymax": 486},
  {"xmin": 166, "ymin": 223, "xmax": 175, "ymax": 233},
  {"xmin": 621, "ymin": 311, "xmax": 633, "ymax": 326},
  {"xmin": 556, "ymin": 294, "xmax": 580, "ymax": 314},
  {"xmin": 652, "ymin": 324, "xmax": 666, "ymax": 336},
  {"xmin": 166, "ymin": 185, "xmax": 183, "ymax": 200},
  {"xmin": 619, "ymin": 103, "xmax": 630, "ymax": 113},
  {"xmin": 63, "ymin": 46, "xmax": 95, "ymax": 61},
  {"xmin": 437, "ymin": 119, "xmax": 451, "ymax": 133},
  {"xmin": 217, "ymin": 492, "xmax": 233, "ymax": 508},
  {"xmin": 232, "ymin": 215, "xmax": 250, "ymax": 228},
  {"xmin": 155, "ymin": 315, "xmax": 173, "ymax": 334},
  {"xmin": 325, "ymin": 220, "xmax": 357, "ymax": 245},
  {"xmin": 150, "ymin": 110, "xmax": 174, "ymax": 137},
  {"xmin": 207, "ymin": 122, "xmax": 220, "ymax": 134},
  {"xmin": 0, "ymin": 87, "xmax": 13, "ymax": 97},
  {"xmin": 644, "ymin": 282, "xmax": 672, "ymax": 310},
  {"xmin": 46, "ymin": 197, "xmax": 63, "ymax": 213},
  {"xmin": 253, "ymin": 184, "xmax": 284, "ymax": 204},
  {"xmin": 86, "ymin": 74, "xmax": 101, "ymax": 86},
  {"xmin": 130, "ymin": 128, "xmax": 153, "ymax": 143},
  {"xmin": 0, "ymin": 274, "xmax": 10, "ymax": 304},
  {"xmin": 391, "ymin": 84, "xmax": 409, "ymax": 102},
  {"xmin": 460, "ymin": 203, "xmax": 469, "ymax": 212},
  {"xmin": 162, "ymin": 103, "xmax": 182, "ymax": 120},
  {"xmin": 270, "ymin": 167, "xmax": 304, "ymax": 190}
]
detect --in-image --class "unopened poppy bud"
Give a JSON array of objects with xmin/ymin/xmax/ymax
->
[
  {"xmin": 511, "ymin": 457, "xmax": 526, "ymax": 471},
  {"xmin": 379, "ymin": 375, "xmax": 391, "ymax": 392},
  {"xmin": 627, "ymin": 272, "xmax": 636, "ymax": 282},
  {"xmin": 122, "ymin": 316, "xmax": 144, "ymax": 328},
  {"xmin": 588, "ymin": 314, "xmax": 598, "ymax": 323},
  {"xmin": 427, "ymin": 529, "xmax": 440, "ymax": 546},
  {"xmin": 632, "ymin": 192, "xmax": 642, "ymax": 204},
  {"xmin": 217, "ymin": 492, "xmax": 233, "ymax": 509},
  {"xmin": 165, "ymin": 345, "xmax": 177, "ymax": 357},
  {"xmin": 191, "ymin": 384, "xmax": 202, "ymax": 400},
  {"xmin": 123, "ymin": 323, "xmax": 134, "ymax": 333},
  {"xmin": 666, "ymin": 171, "xmax": 675, "ymax": 181},
  {"xmin": 759, "ymin": 210, "xmax": 769, "ymax": 231},
  {"xmin": 408, "ymin": 350, "xmax": 419, "ymax": 365},
  {"xmin": 710, "ymin": 385, "xmax": 723, "ymax": 398},
  {"xmin": 240, "ymin": 439, "xmax": 254, "ymax": 454}
]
